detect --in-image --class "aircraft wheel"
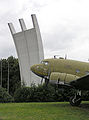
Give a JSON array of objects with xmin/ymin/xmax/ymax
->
[{"xmin": 69, "ymin": 95, "xmax": 82, "ymax": 106}]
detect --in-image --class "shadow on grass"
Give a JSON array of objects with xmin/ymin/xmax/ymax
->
[
  {"xmin": 47, "ymin": 101, "xmax": 89, "ymax": 110},
  {"xmin": 80, "ymin": 102, "xmax": 89, "ymax": 110},
  {"xmin": 45, "ymin": 102, "xmax": 71, "ymax": 108}
]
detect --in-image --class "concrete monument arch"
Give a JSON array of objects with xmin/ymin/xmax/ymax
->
[{"xmin": 8, "ymin": 14, "xmax": 44, "ymax": 86}]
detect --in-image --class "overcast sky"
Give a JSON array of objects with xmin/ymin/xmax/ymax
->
[{"xmin": 0, "ymin": 0, "xmax": 89, "ymax": 62}]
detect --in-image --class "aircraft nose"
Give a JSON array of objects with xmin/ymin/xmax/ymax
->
[
  {"xmin": 31, "ymin": 64, "xmax": 40, "ymax": 73},
  {"xmin": 31, "ymin": 64, "xmax": 48, "ymax": 77},
  {"xmin": 30, "ymin": 65, "xmax": 36, "ymax": 73}
]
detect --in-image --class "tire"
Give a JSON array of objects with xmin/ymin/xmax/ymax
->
[{"xmin": 69, "ymin": 95, "xmax": 82, "ymax": 106}]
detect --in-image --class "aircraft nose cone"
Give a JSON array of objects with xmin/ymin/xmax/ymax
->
[{"xmin": 30, "ymin": 65, "xmax": 35, "ymax": 72}]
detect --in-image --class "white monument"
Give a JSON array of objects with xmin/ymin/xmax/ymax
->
[{"xmin": 8, "ymin": 14, "xmax": 44, "ymax": 86}]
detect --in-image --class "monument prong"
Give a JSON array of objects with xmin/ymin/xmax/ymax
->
[
  {"xmin": 31, "ymin": 14, "xmax": 39, "ymax": 29},
  {"xmin": 8, "ymin": 23, "xmax": 16, "ymax": 35},
  {"xmin": 19, "ymin": 19, "xmax": 27, "ymax": 31}
]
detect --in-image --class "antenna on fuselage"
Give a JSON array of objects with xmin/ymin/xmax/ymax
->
[
  {"xmin": 54, "ymin": 55, "xmax": 56, "ymax": 59},
  {"xmin": 54, "ymin": 55, "xmax": 67, "ymax": 59},
  {"xmin": 54, "ymin": 55, "xmax": 60, "ymax": 59}
]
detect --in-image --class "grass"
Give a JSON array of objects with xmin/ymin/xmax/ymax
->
[{"xmin": 0, "ymin": 102, "xmax": 89, "ymax": 120}]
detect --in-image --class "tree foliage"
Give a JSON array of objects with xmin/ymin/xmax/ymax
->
[
  {"xmin": 0, "ymin": 87, "xmax": 14, "ymax": 102},
  {"xmin": 14, "ymin": 84, "xmax": 64, "ymax": 102},
  {"xmin": 14, "ymin": 83, "xmax": 89, "ymax": 102},
  {"xmin": 0, "ymin": 56, "xmax": 21, "ymax": 96}
]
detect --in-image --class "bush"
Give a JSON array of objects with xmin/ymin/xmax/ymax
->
[
  {"xmin": 14, "ymin": 83, "xmax": 89, "ymax": 102},
  {"xmin": 0, "ymin": 87, "xmax": 14, "ymax": 103},
  {"xmin": 33, "ymin": 84, "xmax": 55, "ymax": 102},
  {"xmin": 14, "ymin": 84, "xmax": 64, "ymax": 102},
  {"xmin": 14, "ymin": 87, "xmax": 31, "ymax": 102}
]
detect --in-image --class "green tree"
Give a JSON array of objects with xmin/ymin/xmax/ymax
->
[
  {"xmin": 0, "ymin": 56, "xmax": 21, "ymax": 96},
  {"xmin": 0, "ymin": 87, "xmax": 14, "ymax": 103}
]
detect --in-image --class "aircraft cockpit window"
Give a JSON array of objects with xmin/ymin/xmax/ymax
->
[
  {"xmin": 76, "ymin": 69, "xmax": 80, "ymax": 73},
  {"xmin": 44, "ymin": 62, "xmax": 48, "ymax": 65},
  {"xmin": 41, "ymin": 61, "xmax": 49, "ymax": 65}
]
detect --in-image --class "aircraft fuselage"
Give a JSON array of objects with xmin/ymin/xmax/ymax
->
[{"xmin": 31, "ymin": 58, "xmax": 89, "ymax": 82}]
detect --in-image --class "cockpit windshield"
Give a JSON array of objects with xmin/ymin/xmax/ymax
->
[{"xmin": 41, "ymin": 61, "xmax": 49, "ymax": 65}]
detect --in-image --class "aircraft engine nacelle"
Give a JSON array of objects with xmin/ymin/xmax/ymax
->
[{"xmin": 49, "ymin": 72, "xmax": 79, "ymax": 84}]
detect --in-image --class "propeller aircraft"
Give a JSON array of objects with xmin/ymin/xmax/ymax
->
[{"xmin": 31, "ymin": 57, "xmax": 89, "ymax": 106}]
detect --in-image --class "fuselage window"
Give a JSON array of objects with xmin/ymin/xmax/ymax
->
[
  {"xmin": 76, "ymin": 69, "xmax": 80, "ymax": 73},
  {"xmin": 65, "ymin": 65, "xmax": 71, "ymax": 69},
  {"xmin": 44, "ymin": 62, "xmax": 48, "ymax": 65},
  {"xmin": 41, "ymin": 61, "xmax": 49, "ymax": 65},
  {"xmin": 85, "ymin": 71, "xmax": 89, "ymax": 75}
]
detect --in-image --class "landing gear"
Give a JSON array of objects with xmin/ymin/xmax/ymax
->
[
  {"xmin": 69, "ymin": 90, "xmax": 82, "ymax": 106},
  {"xmin": 45, "ymin": 78, "xmax": 49, "ymax": 86}
]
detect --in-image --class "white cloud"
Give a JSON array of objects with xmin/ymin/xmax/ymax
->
[{"xmin": 0, "ymin": 0, "xmax": 89, "ymax": 62}]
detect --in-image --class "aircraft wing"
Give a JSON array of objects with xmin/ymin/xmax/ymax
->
[{"xmin": 69, "ymin": 74, "xmax": 89, "ymax": 90}]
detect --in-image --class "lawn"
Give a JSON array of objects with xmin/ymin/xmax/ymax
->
[{"xmin": 0, "ymin": 102, "xmax": 89, "ymax": 120}]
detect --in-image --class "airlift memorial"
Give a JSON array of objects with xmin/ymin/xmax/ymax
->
[
  {"xmin": 8, "ymin": 14, "xmax": 44, "ymax": 86},
  {"xmin": 8, "ymin": 14, "xmax": 89, "ymax": 106}
]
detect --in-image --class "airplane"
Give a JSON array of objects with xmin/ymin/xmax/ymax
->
[{"xmin": 31, "ymin": 57, "xmax": 89, "ymax": 106}]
